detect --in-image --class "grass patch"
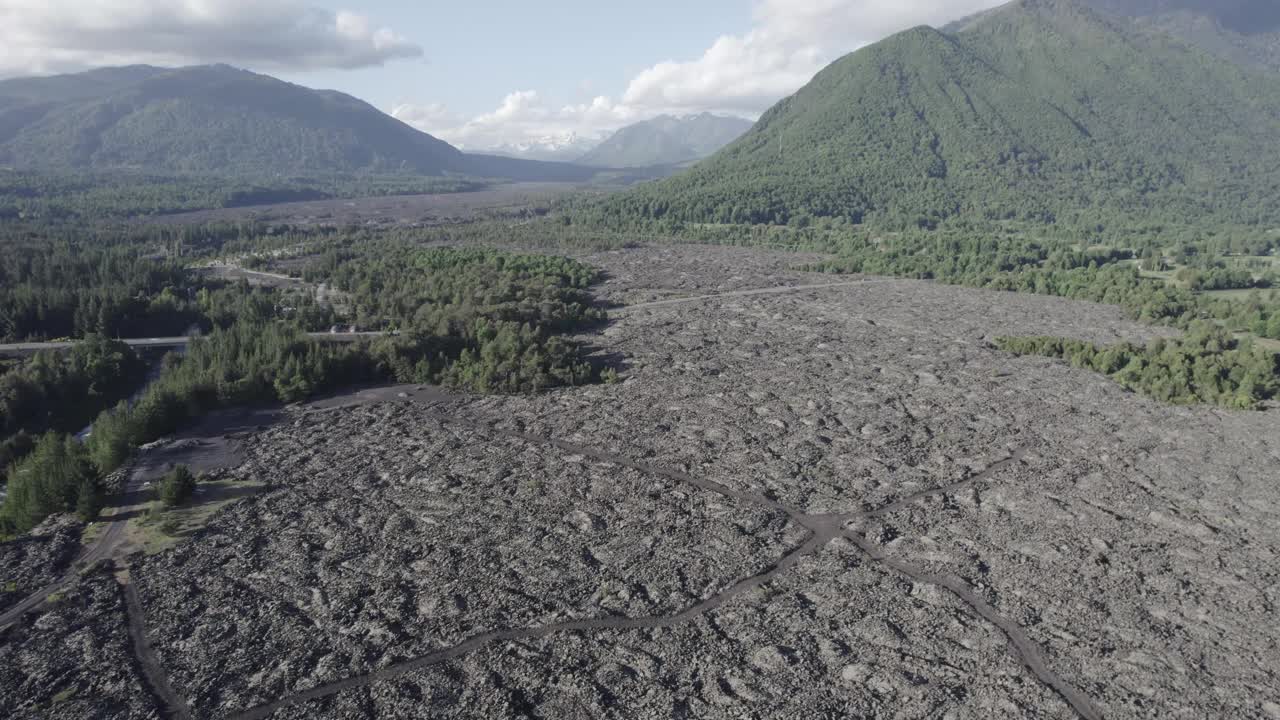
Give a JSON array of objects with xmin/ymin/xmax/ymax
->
[
  {"xmin": 1201, "ymin": 288, "xmax": 1279, "ymax": 301},
  {"xmin": 127, "ymin": 477, "xmax": 265, "ymax": 556},
  {"xmin": 79, "ymin": 521, "xmax": 104, "ymax": 548},
  {"xmin": 1137, "ymin": 268, "xmax": 1177, "ymax": 282},
  {"xmin": 51, "ymin": 687, "xmax": 77, "ymax": 704},
  {"xmin": 1247, "ymin": 335, "xmax": 1280, "ymax": 353}
]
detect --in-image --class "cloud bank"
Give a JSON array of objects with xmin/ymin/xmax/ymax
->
[
  {"xmin": 0, "ymin": 0, "xmax": 422, "ymax": 76},
  {"xmin": 622, "ymin": 0, "xmax": 1005, "ymax": 112},
  {"xmin": 398, "ymin": 0, "xmax": 1004, "ymax": 150},
  {"xmin": 394, "ymin": 91, "xmax": 648, "ymax": 151}
]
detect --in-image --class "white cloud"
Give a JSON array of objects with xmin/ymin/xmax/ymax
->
[
  {"xmin": 393, "ymin": 91, "xmax": 649, "ymax": 152},
  {"xmin": 403, "ymin": 0, "xmax": 1006, "ymax": 151},
  {"xmin": 391, "ymin": 103, "xmax": 459, "ymax": 133},
  {"xmin": 621, "ymin": 32, "xmax": 825, "ymax": 114},
  {"xmin": 622, "ymin": 0, "xmax": 1005, "ymax": 113},
  {"xmin": 0, "ymin": 0, "xmax": 422, "ymax": 77}
]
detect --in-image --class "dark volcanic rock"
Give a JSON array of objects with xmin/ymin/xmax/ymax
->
[
  {"xmin": 0, "ymin": 571, "xmax": 160, "ymax": 719},
  {"xmin": 271, "ymin": 543, "xmax": 1078, "ymax": 719},
  {"xmin": 135, "ymin": 408, "xmax": 800, "ymax": 716},
  {"xmin": 0, "ymin": 513, "xmax": 83, "ymax": 614},
  {"xmin": 6, "ymin": 244, "xmax": 1279, "ymax": 720}
]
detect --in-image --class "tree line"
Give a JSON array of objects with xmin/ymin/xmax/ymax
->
[
  {"xmin": 0, "ymin": 337, "xmax": 146, "ymax": 475},
  {"xmin": 997, "ymin": 324, "xmax": 1279, "ymax": 410},
  {"xmin": 308, "ymin": 244, "xmax": 606, "ymax": 393},
  {"xmin": 0, "ymin": 242, "xmax": 612, "ymax": 535},
  {"xmin": 801, "ymin": 234, "xmax": 1280, "ymax": 341},
  {"xmin": 0, "ymin": 434, "xmax": 102, "ymax": 535},
  {"xmin": 0, "ymin": 171, "xmax": 484, "ymax": 221},
  {"xmin": 0, "ymin": 220, "xmax": 337, "ymax": 342}
]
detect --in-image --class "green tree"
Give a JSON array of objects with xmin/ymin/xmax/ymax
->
[
  {"xmin": 86, "ymin": 402, "xmax": 135, "ymax": 474},
  {"xmin": 158, "ymin": 465, "xmax": 197, "ymax": 507},
  {"xmin": 0, "ymin": 433, "xmax": 97, "ymax": 533},
  {"xmin": 75, "ymin": 476, "xmax": 103, "ymax": 522}
]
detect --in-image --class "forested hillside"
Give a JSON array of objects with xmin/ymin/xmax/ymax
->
[
  {"xmin": 577, "ymin": 114, "xmax": 753, "ymax": 168},
  {"xmin": 0, "ymin": 65, "xmax": 596, "ymax": 181},
  {"xmin": 592, "ymin": 0, "xmax": 1280, "ymax": 232},
  {"xmin": 1076, "ymin": 0, "xmax": 1280, "ymax": 71}
]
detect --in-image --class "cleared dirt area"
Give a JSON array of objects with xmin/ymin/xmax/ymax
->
[
  {"xmin": 196, "ymin": 265, "xmax": 306, "ymax": 289},
  {"xmin": 3, "ymin": 244, "xmax": 1279, "ymax": 719},
  {"xmin": 139, "ymin": 183, "xmax": 582, "ymax": 228}
]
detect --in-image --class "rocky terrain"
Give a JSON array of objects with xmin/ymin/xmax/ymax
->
[
  {"xmin": 2, "ymin": 244, "xmax": 1278, "ymax": 719},
  {"xmin": 135, "ymin": 408, "xmax": 802, "ymax": 716},
  {"xmin": 0, "ymin": 514, "xmax": 83, "ymax": 615},
  {"xmin": 0, "ymin": 569, "xmax": 161, "ymax": 719}
]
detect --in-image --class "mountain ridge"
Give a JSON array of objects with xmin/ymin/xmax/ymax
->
[
  {"xmin": 594, "ymin": 0, "xmax": 1280, "ymax": 230},
  {"xmin": 951, "ymin": 0, "xmax": 1280, "ymax": 71},
  {"xmin": 576, "ymin": 113, "xmax": 753, "ymax": 168},
  {"xmin": 0, "ymin": 64, "xmax": 597, "ymax": 181},
  {"xmin": 482, "ymin": 132, "xmax": 605, "ymax": 162}
]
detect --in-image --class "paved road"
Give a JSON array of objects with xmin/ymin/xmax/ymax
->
[{"xmin": 0, "ymin": 332, "xmax": 390, "ymax": 355}]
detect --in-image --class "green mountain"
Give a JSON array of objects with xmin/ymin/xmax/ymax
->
[
  {"xmin": 0, "ymin": 65, "xmax": 595, "ymax": 181},
  {"xmin": 1077, "ymin": 0, "xmax": 1280, "ymax": 71},
  {"xmin": 577, "ymin": 113, "xmax": 754, "ymax": 168},
  {"xmin": 598, "ymin": 0, "xmax": 1280, "ymax": 231}
]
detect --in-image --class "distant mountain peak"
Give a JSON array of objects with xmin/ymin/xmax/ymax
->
[
  {"xmin": 482, "ymin": 131, "xmax": 605, "ymax": 162},
  {"xmin": 577, "ymin": 113, "xmax": 753, "ymax": 168}
]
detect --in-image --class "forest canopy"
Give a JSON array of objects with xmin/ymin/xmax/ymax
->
[{"xmin": 996, "ymin": 325, "xmax": 1279, "ymax": 409}]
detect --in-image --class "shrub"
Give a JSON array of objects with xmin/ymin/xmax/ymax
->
[{"xmin": 157, "ymin": 465, "xmax": 197, "ymax": 507}]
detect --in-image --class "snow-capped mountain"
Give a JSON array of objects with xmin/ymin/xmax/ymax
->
[{"xmin": 482, "ymin": 132, "xmax": 605, "ymax": 162}]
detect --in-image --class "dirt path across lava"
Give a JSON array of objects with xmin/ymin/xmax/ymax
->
[
  {"xmin": 122, "ymin": 574, "xmax": 194, "ymax": 720},
  {"xmin": 222, "ymin": 405, "xmax": 1102, "ymax": 720}
]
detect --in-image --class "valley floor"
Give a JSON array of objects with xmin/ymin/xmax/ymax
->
[
  {"xmin": 2, "ymin": 244, "xmax": 1278, "ymax": 719},
  {"xmin": 137, "ymin": 182, "xmax": 583, "ymax": 228}
]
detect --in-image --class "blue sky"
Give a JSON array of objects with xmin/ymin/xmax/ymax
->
[
  {"xmin": 0, "ymin": 0, "xmax": 1005, "ymax": 149},
  {"xmin": 281, "ymin": 0, "xmax": 754, "ymax": 119}
]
